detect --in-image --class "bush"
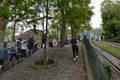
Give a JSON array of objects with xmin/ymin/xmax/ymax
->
[{"xmin": 103, "ymin": 63, "xmax": 112, "ymax": 77}]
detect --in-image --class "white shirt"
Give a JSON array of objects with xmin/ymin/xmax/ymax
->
[{"xmin": 21, "ymin": 42, "xmax": 27, "ymax": 50}]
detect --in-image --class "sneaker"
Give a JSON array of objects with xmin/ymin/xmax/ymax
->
[
  {"xmin": 73, "ymin": 58, "xmax": 77, "ymax": 62},
  {"xmin": 76, "ymin": 56, "xmax": 78, "ymax": 59},
  {"xmin": 22, "ymin": 58, "xmax": 25, "ymax": 60}
]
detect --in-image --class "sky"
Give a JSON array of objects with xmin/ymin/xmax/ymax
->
[{"xmin": 90, "ymin": 0, "xmax": 104, "ymax": 28}]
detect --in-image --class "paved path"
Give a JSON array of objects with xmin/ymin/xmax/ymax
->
[{"xmin": 0, "ymin": 46, "xmax": 85, "ymax": 80}]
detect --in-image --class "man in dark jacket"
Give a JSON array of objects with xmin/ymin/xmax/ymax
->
[
  {"xmin": 41, "ymin": 35, "xmax": 46, "ymax": 48},
  {"xmin": 70, "ymin": 37, "xmax": 79, "ymax": 62},
  {"xmin": 28, "ymin": 36, "xmax": 34, "ymax": 55}
]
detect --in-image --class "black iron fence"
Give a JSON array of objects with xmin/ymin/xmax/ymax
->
[{"xmin": 83, "ymin": 35, "xmax": 111, "ymax": 80}]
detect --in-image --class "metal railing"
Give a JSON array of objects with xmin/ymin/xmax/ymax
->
[{"xmin": 83, "ymin": 35, "xmax": 111, "ymax": 80}]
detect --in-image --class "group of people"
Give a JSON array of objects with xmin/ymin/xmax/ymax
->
[
  {"xmin": 0, "ymin": 35, "xmax": 80, "ymax": 71},
  {"xmin": 41, "ymin": 35, "xmax": 57, "ymax": 48},
  {"xmin": 41, "ymin": 34, "xmax": 80, "ymax": 62},
  {"xmin": 0, "ymin": 36, "xmax": 39, "ymax": 70},
  {"xmin": 9, "ymin": 36, "xmax": 36, "ymax": 66}
]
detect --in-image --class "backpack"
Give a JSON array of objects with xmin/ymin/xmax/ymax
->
[
  {"xmin": 16, "ymin": 41, "xmax": 21, "ymax": 46},
  {"xmin": 71, "ymin": 39, "xmax": 77, "ymax": 44}
]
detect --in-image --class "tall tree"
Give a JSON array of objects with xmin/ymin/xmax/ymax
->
[
  {"xmin": 56, "ymin": 0, "xmax": 69, "ymax": 47},
  {"xmin": 71, "ymin": 0, "xmax": 93, "ymax": 38},
  {"xmin": 0, "ymin": 0, "xmax": 10, "ymax": 47},
  {"xmin": 101, "ymin": 0, "xmax": 120, "ymax": 39},
  {"xmin": 48, "ymin": 0, "xmax": 93, "ymax": 46},
  {"xmin": 43, "ymin": 0, "xmax": 49, "ymax": 66}
]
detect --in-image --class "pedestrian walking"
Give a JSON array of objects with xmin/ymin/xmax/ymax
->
[
  {"xmin": 70, "ymin": 37, "xmax": 79, "ymax": 62},
  {"xmin": 41, "ymin": 34, "xmax": 46, "ymax": 48},
  {"xmin": 9, "ymin": 47, "xmax": 19, "ymax": 67},
  {"xmin": 49, "ymin": 38, "xmax": 53, "ymax": 47},
  {"xmin": 21, "ymin": 41, "xmax": 27, "ymax": 59},
  {"xmin": 0, "ymin": 44, "xmax": 8, "ymax": 70},
  {"xmin": 16, "ymin": 38, "xmax": 22, "ymax": 61},
  {"xmin": 28, "ymin": 36, "xmax": 34, "ymax": 55}
]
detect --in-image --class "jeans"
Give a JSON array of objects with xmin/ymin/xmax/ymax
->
[{"xmin": 10, "ymin": 53, "xmax": 18, "ymax": 62}]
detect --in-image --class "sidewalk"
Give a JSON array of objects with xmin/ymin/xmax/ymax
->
[{"xmin": 0, "ymin": 46, "xmax": 85, "ymax": 80}]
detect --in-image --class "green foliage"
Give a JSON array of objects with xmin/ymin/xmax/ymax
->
[
  {"xmin": 5, "ymin": 27, "xmax": 13, "ymax": 42},
  {"xmin": 49, "ymin": 30, "xmax": 57, "ymax": 38},
  {"xmin": 67, "ymin": 0, "xmax": 93, "ymax": 37},
  {"xmin": 103, "ymin": 63, "xmax": 112, "ymax": 78},
  {"xmin": 50, "ymin": 0, "xmax": 93, "ymax": 39},
  {"xmin": 0, "ymin": 0, "xmax": 10, "ymax": 20},
  {"xmin": 94, "ymin": 41, "xmax": 120, "ymax": 57},
  {"xmin": 1, "ymin": 0, "xmax": 93, "ymax": 47},
  {"xmin": 0, "ymin": 7, "xmax": 9, "ymax": 19},
  {"xmin": 101, "ymin": 0, "xmax": 120, "ymax": 39},
  {"xmin": 108, "ymin": 36, "xmax": 120, "ymax": 43}
]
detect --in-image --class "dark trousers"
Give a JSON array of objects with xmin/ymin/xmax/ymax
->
[
  {"xmin": 10, "ymin": 53, "xmax": 18, "ymax": 62},
  {"xmin": 41, "ymin": 42, "xmax": 45, "ymax": 48},
  {"xmin": 49, "ymin": 42, "xmax": 53, "ymax": 47},
  {"xmin": 21, "ymin": 49, "xmax": 26, "ymax": 58},
  {"xmin": 72, "ymin": 45, "xmax": 78, "ymax": 58}
]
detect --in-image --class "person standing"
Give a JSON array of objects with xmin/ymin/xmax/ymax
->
[
  {"xmin": 28, "ymin": 36, "xmax": 34, "ymax": 55},
  {"xmin": 16, "ymin": 38, "xmax": 22, "ymax": 61},
  {"xmin": 9, "ymin": 47, "xmax": 19, "ymax": 67},
  {"xmin": 49, "ymin": 38, "xmax": 53, "ymax": 47},
  {"xmin": 0, "ymin": 44, "xmax": 8, "ymax": 70},
  {"xmin": 41, "ymin": 35, "xmax": 46, "ymax": 48},
  {"xmin": 21, "ymin": 41, "xmax": 27, "ymax": 59},
  {"xmin": 70, "ymin": 37, "xmax": 79, "ymax": 62}
]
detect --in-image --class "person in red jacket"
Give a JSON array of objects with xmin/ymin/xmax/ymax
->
[{"xmin": 49, "ymin": 38, "xmax": 53, "ymax": 47}]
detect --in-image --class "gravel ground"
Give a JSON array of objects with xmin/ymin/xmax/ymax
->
[{"xmin": 0, "ymin": 46, "xmax": 85, "ymax": 80}]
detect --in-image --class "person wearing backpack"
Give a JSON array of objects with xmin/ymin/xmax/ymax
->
[{"xmin": 70, "ymin": 37, "xmax": 79, "ymax": 62}]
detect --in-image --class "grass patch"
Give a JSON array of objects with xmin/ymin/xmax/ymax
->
[
  {"xmin": 103, "ymin": 63, "xmax": 112, "ymax": 77},
  {"xmin": 93, "ymin": 41, "xmax": 120, "ymax": 57},
  {"xmin": 81, "ymin": 44, "xmax": 88, "ymax": 80}
]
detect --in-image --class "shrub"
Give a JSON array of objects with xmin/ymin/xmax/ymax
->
[{"xmin": 103, "ymin": 63, "xmax": 112, "ymax": 78}]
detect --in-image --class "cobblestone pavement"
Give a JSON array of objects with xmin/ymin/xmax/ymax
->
[{"xmin": 0, "ymin": 46, "xmax": 85, "ymax": 80}]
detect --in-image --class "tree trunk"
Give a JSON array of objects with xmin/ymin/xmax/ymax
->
[
  {"xmin": 0, "ymin": 20, "xmax": 7, "ymax": 48},
  {"xmin": 42, "ymin": 7, "xmax": 45, "ymax": 34},
  {"xmin": 44, "ymin": 0, "xmax": 48, "ymax": 66},
  {"xmin": 71, "ymin": 25, "xmax": 74, "ymax": 39},
  {"xmin": 12, "ymin": 22, "xmax": 16, "ymax": 42},
  {"xmin": 41, "ymin": 0, "xmax": 46, "ymax": 34},
  {"xmin": 60, "ymin": 13, "xmax": 66, "ymax": 47},
  {"xmin": 0, "ymin": 0, "xmax": 10, "ymax": 48}
]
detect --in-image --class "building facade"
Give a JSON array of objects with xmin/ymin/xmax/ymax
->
[{"xmin": 15, "ymin": 29, "xmax": 43, "ymax": 39}]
